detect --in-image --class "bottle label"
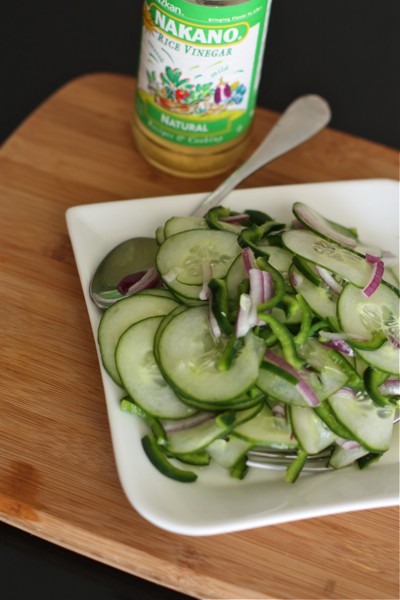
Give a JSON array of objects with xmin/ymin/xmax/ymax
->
[{"xmin": 135, "ymin": 0, "xmax": 272, "ymax": 147}]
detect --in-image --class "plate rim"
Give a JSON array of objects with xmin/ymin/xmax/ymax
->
[{"xmin": 66, "ymin": 178, "xmax": 399, "ymax": 536}]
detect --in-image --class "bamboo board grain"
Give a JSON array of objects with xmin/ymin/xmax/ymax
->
[{"xmin": 0, "ymin": 73, "xmax": 399, "ymax": 600}]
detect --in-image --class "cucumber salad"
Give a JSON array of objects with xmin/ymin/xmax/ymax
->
[{"xmin": 97, "ymin": 202, "xmax": 399, "ymax": 483}]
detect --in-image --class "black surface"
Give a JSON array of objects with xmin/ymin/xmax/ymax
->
[
  {"xmin": 1, "ymin": 2, "xmax": 399, "ymax": 599},
  {"xmin": 0, "ymin": 522, "xmax": 193, "ymax": 600},
  {"xmin": 2, "ymin": 0, "xmax": 400, "ymax": 148}
]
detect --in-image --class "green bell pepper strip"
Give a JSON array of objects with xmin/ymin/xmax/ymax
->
[
  {"xmin": 292, "ymin": 255, "xmax": 323, "ymax": 287},
  {"xmin": 294, "ymin": 294, "xmax": 313, "ymax": 346},
  {"xmin": 357, "ymin": 452, "xmax": 383, "ymax": 469},
  {"xmin": 218, "ymin": 334, "xmax": 245, "ymax": 372},
  {"xmin": 230, "ymin": 455, "xmax": 249, "ymax": 480},
  {"xmin": 141, "ymin": 435, "xmax": 198, "ymax": 482},
  {"xmin": 120, "ymin": 398, "xmax": 167, "ymax": 445},
  {"xmin": 363, "ymin": 366, "xmax": 391, "ymax": 406},
  {"xmin": 238, "ymin": 220, "xmax": 286, "ymax": 255},
  {"xmin": 208, "ymin": 278, "xmax": 233, "ymax": 335},
  {"xmin": 256, "ymin": 313, "xmax": 304, "ymax": 370},
  {"xmin": 284, "ymin": 448, "xmax": 308, "ymax": 483},
  {"xmin": 255, "ymin": 257, "xmax": 286, "ymax": 311}
]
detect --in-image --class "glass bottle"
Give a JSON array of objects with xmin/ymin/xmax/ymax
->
[{"xmin": 132, "ymin": 0, "xmax": 273, "ymax": 178}]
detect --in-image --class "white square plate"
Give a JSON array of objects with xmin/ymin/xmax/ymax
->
[{"xmin": 66, "ymin": 179, "xmax": 399, "ymax": 536}]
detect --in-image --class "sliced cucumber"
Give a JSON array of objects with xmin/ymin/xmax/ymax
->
[
  {"xmin": 355, "ymin": 342, "xmax": 400, "ymax": 375},
  {"xmin": 327, "ymin": 389, "xmax": 395, "ymax": 452},
  {"xmin": 207, "ymin": 436, "xmax": 253, "ymax": 469},
  {"xmin": 257, "ymin": 362, "xmax": 311, "ymax": 407},
  {"xmin": 299, "ymin": 338, "xmax": 350, "ymax": 398},
  {"xmin": 283, "ymin": 229, "xmax": 374, "ymax": 287},
  {"xmin": 225, "ymin": 254, "xmax": 246, "ymax": 301},
  {"xmin": 156, "ymin": 229, "xmax": 241, "ymax": 290},
  {"xmin": 293, "ymin": 202, "xmax": 358, "ymax": 248},
  {"xmin": 163, "ymin": 216, "xmax": 208, "ymax": 238},
  {"xmin": 116, "ymin": 316, "xmax": 196, "ymax": 419},
  {"xmin": 290, "ymin": 264, "xmax": 337, "ymax": 320},
  {"xmin": 338, "ymin": 282, "xmax": 399, "ymax": 373},
  {"xmin": 166, "ymin": 405, "xmax": 259, "ymax": 455},
  {"xmin": 290, "ymin": 405, "xmax": 336, "ymax": 454},
  {"xmin": 329, "ymin": 443, "xmax": 369, "ymax": 469},
  {"xmin": 98, "ymin": 292, "xmax": 179, "ymax": 385},
  {"xmin": 156, "ymin": 306, "xmax": 265, "ymax": 405},
  {"xmin": 233, "ymin": 405, "xmax": 297, "ymax": 448}
]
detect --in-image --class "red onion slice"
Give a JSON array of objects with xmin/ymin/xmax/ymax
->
[
  {"xmin": 236, "ymin": 293, "xmax": 258, "ymax": 338},
  {"xmin": 265, "ymin": 350, "xmax": 321, "ymax": 407},
  {"xmin": 117, "ymin": 267, "xmax": 160, "ymax": 296},
  {"xmin": 336, "ymin": 437, "xmax": 361, "ymax": 451},
  {"xmin": 321, "ymin": 339, "xmax": 355, "ymax": 357},
  {"xmin": 199, "ymin": 262, "xmax": 212, "ymax": 300},
  {"xmin": 315, "ymin": 266, "xmax": 343, "ymax": 294},
  {"xmin": 220, "ymin": 213, "xmax": 251, "ymax": 224},
  {"xmin": 362, "ymin": 254, "xmax": 384, "ymax": 297},
  {"xmin": 294, "ymin": 203, "xmax": 357, "ymax": 248},
  {"xmin": 379, "ymin": 379, "xmax": 400, "ymax": 396},
  {"xmin": 249, "ymin": 268, "xmax": 274, "ymax": 307},
  {"xmin": 242, "ymin": 247, "xmax": 257, "ymax": 274},
  {"xmin": 271, "ymin": 402, "xmax": 286, "ymax": 418},
  {"xmin": 388, "ymin": 335, "xmax": 400, "ymax": 349}
]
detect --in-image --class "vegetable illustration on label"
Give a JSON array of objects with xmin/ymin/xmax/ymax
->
[{"xmin": 135, "ymin": 0, "xmax": 272, "ymax": 147}]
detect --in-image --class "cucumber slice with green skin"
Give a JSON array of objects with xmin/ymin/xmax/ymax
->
[
  {"xmin": 176, "ymin": 390, "xmax": 264, "ymax": 412},
  {"xmin": 314, "ymin": 402, "xmax": 356, "ymax": 439},
  {"xmin": 207, "ymin": 436, "xmax": 253, "ymax": 469},
  {"xmin": 283, "ymin": 229, "xmax": 375, "ymax": 287},
  {"xmin": 292, "ymin": 202, "xmax": 359, "ymax": 248},
  {"xmin": 292, "ymin": 202, "xmax": 383, "ymax": 258},
  {"xmin": 257, "ymin": 341, "xmax": 349, "ymax": 408},
  {"xmin": 327, "ymin": 389, "xmax": 395, "ymax": 452},
  {"xmin": 329, "ymin": 444, "xmax": 369, "ymax": 469},
  {"xmin": 299, "ymin": 339, "xmax": 350, "ymax": 398},
  {"xmin": 153, "ymin": 305, "xmax": 188, "ymax": 364},
  {"xmin": 116, "ymin": 316, "xmax": 196, "ymax": 419},
  {"xmin": 355, "ymin": 342, "xmax": 400, "ymax": 375},
  {"xmin": 289, "ymin": 265, "xmax": 337, "ymax": 321},
  {"xmin": 233, "ymin": 405, "xmax": 297, "ymax": 448},
  {"xmin": 163, "ymin": 216, "xmax": 209, "ymax": 238},
  {"xmin": 98, "ymin": 293, "xmax": 179, "ymax": 385},
  {"xmin": 156, "ymin": 306, "xmax": 265, "ymax": 405},
  {"xmin": 166, "ymin": 405, "xmax": 260, "ymax": 455},
  {"xmin": 257, "ymin": 362, "xmax": 311, "ymax": 407},
  {"xmin": 383, "ymin": 266, "xmax": 400, "ymax": 290},
  {"xmin": 225, "ymin": 254, "xmax": 246, "ymax": 301},
  {"xmin": 337, "ymin": 282, "xmax": 399, "ymax": 373},
  {"xmin": 290, "ymin": 405, "xmax": 336, "ymax": 454},
  {"xmin": 156, "ymin": 228, "xmax": 241, "ymax": 288},
  {"xmin": 156, "ymin": 225, "xmax": 165, "ymax": 245}
]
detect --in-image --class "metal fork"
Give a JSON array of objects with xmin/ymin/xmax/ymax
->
[
  {"xmin": 246, "ymin": 414, "xmax": 399, "ymax": 472},
  {"xmin": 246, "ymin": 447, "xmax": 333, "ymax": 472}
]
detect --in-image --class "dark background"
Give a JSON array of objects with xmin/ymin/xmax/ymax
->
[
  {"xmin": 2, "ymin": 0, "xmax": 400, "ymax": 148},
  {"xmin": 1, "ymin": 1, "xmax": 399, "ymax": 600}
]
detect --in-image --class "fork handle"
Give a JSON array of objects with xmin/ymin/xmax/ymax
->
[{"xmin": 192, "ymin": 95, "xmax": 331, "ymax": 217}]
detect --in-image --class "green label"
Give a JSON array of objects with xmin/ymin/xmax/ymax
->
[{"xmin": 135, "ymin": 0, "xmax": 272, "ymax": 147}]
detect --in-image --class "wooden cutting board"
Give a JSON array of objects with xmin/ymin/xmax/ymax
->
[{"xmin": 0, "ymin": 73, "xmax": 398, "ymax": 600}]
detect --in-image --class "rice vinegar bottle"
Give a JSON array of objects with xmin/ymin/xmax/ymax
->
[{"xmin": 132, "ymin": 0, "xmax": 273, "ymax": 178}]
